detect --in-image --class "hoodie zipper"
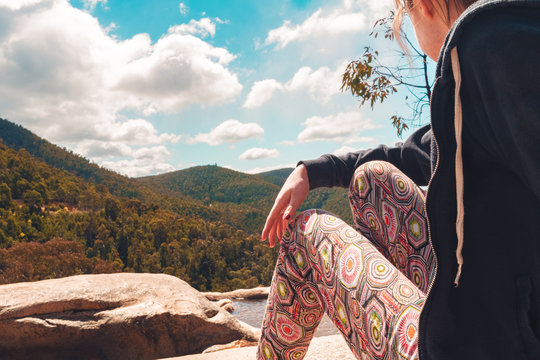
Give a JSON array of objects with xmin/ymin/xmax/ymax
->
[{"xmin": 418, "ymin": 76, "xmax": 441, "ymax": 360}]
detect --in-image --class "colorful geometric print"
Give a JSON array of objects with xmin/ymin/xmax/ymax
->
[
  {"xmin": 257, "ymin": 161, "xmax": 434, "ymax": 360},
  {"xmin": 349, "ymin": 161, "xmax": 435, "ymax": 293}
]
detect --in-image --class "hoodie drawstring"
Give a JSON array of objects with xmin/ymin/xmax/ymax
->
[{"xmin": 451, "ymin": 47, "xmax": 465, "ymax": 287}]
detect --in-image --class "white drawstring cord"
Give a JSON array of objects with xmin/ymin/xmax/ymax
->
[{"xmin": 451, "ymin": 47, "xmax": 465, "ymax": 287}]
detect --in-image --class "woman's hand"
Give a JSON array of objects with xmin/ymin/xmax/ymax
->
[{"xmin": 261, "ymin": 164, "xmax": 309, "ymax": 247}]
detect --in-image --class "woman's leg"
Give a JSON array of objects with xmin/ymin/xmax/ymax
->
[
  {"xmin": 348, "ymin": 161, "xmax": 435, "ymax": 293},
  {"xmin": 257, "ymin": 209, "xmax": 425, "ymax": 360}
]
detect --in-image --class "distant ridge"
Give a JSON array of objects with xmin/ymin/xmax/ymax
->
[
  {"xmin": 0, "ymin": 117, "xmax": 351, "ymax": 290},
  {"xmin": 0, "ymin": 118, "xmax": 144, "ymax": 199},
  {"xmin": 256, "ymin": 168, "xmax": 294, "ymax": 186}
]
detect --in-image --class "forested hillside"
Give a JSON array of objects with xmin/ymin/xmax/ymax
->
[
  {"xmin": 139, "ymin": 166, "xmax": 352, "ymax": 224},
  {"xmin": 0, "ymin": 118, "xmax": 353, "ymax": 290}
]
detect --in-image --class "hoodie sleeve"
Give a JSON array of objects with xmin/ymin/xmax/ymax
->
[
  {"xmin": 299, "ymin": 124, "xmax": 433, "ymax": 189},
  {"xmin": 458, "ymin": 9, "xmax": 540, "ymax": 201}
]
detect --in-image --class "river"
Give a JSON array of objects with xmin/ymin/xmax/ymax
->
[{"xmin": 231, "ymin": 299, "xmax": 339, "ymax": 337}]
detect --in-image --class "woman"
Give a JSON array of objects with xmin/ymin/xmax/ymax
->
[{"xmin": 258, "ymin": 0, "xmax": 540, "ymax": 359}]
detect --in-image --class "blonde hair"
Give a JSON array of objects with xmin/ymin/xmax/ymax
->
[{"xmin": 393, "ymin": 0, "xmax": 479, "ymax": 46}]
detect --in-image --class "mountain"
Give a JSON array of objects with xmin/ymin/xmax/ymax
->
[
  {"xmin": 257, "ymin": 168, "xmax": 294, "ymax": 186},
  {"xmin": 137, "ymin": 165, "xmax": 279, "ymax": 209},
  {"xmin": 138, "ymin": 166, "xmax": 352, "ymax": 224},
  {"xmin": 0, "ymin": 117, "xmax": 353, "ymax": 291},
  {"xmin": 0, "ymin": 118, "xmax": 277, "ymax": 290}
]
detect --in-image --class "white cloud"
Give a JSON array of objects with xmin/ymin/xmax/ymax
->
[
  {"xmin": 0, "ymin": 0, "xmax": 44, "ymax": 10},
  {"xmin": 297, "ymin": 111, "xmax": 380, "ymax": 143},
  {"xmin": 332, "ymin": 136, "xmax": 378, "ymax": 156},
  {"xmin": 179, "ymin": 2, "xmax": 188, "ymax": 15},
  {"xmin": 170, "ymin": 18, "xmax": 215, "ymax": 38},
  {"xmin": 0, "ymin": 0, "xmax": 241, "ymax": 129},
  {"xmin": 0, "ymin": 0, "xmax": 242, "ymax": 175},
  {"xmin": 243, "ymin": 61, "xmax": 345, "ymax": 109},
  {"xmin": 133, "ymin": 146, "xmax": 171, "ymax": 161},
  {"xmin": 116, "ymin": 23, "xmax": 241, "ymax": 114},
  {"xmin": 74, "ymin": 142, "xmax": 175, "ymax": 177},
  {"xmin": 187, "ymin": 120, "xmax": 264, "ymax": 146},
  {"xmin": 100, "ymin": 146, "xmax": 175, "ymax": 177},
  {"xmin": 245, "ymin": 163, "xmax": 296, "ymax": 174},
  {"xmin": 332, "ymin": 145, "xmax": 358, "ymax": 156},
  {"xmin": 342, "ymin": 135, "xmax": 377, "ymax": 145},
  {"xmin": 239, "ymin": 147, "xmax": 279, "ymax": 161},
  {"xmin": 75, "ymin": 140, "xmax": 132, "ymax": 160},
  {"xmin": 265, "ymin": 8, "xmax": 367, "ymax": 49},
  {"xmin": 264, "ymin": 0, "xmax": 393, "ymax": 49},
  {"xmin": 82, "ymin": 0, "xmax": 107, "ymax": 11},
  {"xmin": 243, "ymin": 79, "xmax": 283, "ymax": 109},
  {"xmin": 101, "ymin": 159, "xmax": 176, "ymax": 178},
  {"xmin": 284, "ymin": 62, "xmax": 346, "ymax": 102},
  {"xmin": 98, "ymin": 119, "xmax": 182, "ymax": 145}
]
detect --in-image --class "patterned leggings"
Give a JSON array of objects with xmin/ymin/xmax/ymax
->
[{"xmin": 257, "ymin": 161, "xmax": 436, "ymax": 360}]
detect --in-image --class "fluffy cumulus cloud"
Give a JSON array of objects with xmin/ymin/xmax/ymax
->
[
  {"xmin": 243, "ymin": 62, "xmax": 345, "ymax": 108},
  {"xmin": 116, "ymin": 20, "xmax": 241, "ymax": 114},
  {"xmin": 284, "ymin": 62, "xmax": 346, "ymax": 102},
  {"xmin": 265, "ymin": 8, "xmax": 367, "ymax": 49},
  {"xmin": 243, "ymin": 79, "xmax": 283, "ymax": 109},
  {"xmin": 100, "ymin": 146, "xmax": 176, "ymax": 177},
  {"xmin": 169, "ymin": 18, "xmax": 216, "ymax": 37},
  {"xmin": 297, "ymin": 111, "xmax": 380, "ymax": 143},
  {"xmin": 187, "ymin": 120, "xmax": 264, "ymax": 146},
  {"xmin": 75, "ymin": 140, "xmax": 132, "ymax": 160},
  {"xmin": 0, "ymin": 0, "xmax": 242, "ymax": 176},
  {"xmin": 238, "ymin": 147, "xmax": 279, "ymax": 161},
  {"xmin": 265, "ymin": 0, "xmax": 392, "ymax": 48}
]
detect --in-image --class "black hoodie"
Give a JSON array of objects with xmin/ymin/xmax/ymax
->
[{"xmin": 300, "ymin": 0, "xmax": 540, "ymax": 358}]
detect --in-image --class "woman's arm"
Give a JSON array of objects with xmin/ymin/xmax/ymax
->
[
  {"xmin": 300, "ymin": 124, "xmax": 433, "ymax": 190},
  {"xmin": 261, "ymin": 124, "xmax": 433, "ymax": 246}
]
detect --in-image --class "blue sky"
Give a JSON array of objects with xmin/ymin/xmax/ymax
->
[{"xmin": 0, "ymin": 0, "xmax": 432, "ymax": 176}]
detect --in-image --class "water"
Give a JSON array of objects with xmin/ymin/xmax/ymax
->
[{"xmin": 232, "ymin": 298, "xmax": 339, "ymax": 337}]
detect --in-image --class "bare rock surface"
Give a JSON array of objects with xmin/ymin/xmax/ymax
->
[
  {"xmin": 214, "ymin": 298, "xmax": 234, "ymax": 312},
  {"xmin": 203, "ymin": 287, "xmax": 269, "ymax": 300},
  {"xmin": 0, "ymin": 273, "xmax": 259, "ymax": 360},
  {"xmin": 202, "ymin": 339, "xmax": 258, "ymax": 353},
  {"xmin": 161, "ymin": 335, "xmax": 356, "ymax": 360}
]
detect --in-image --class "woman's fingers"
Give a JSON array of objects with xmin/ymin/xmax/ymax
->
[
  {"xmin": 282, "ymin": 204, "xmax": 293, "ymax": 221},
  {"xmin": 262, "ymin": 193, "xmax": 289, "ymax": 241},
  {"xmin": 262, "ymin": 210, "xmax": 279, "ymax": 242},
  {"xmin": 268, "ymin": 220, "xmax": 280, "ymax": 248},
  {"xmin": 261, "ymin": 164, "xmax": 310, "ymax": 246},
  {"xmin": 261, "ymin": 204, "xmax": 278, "ymax": 240},
  {"xmin": 277, "ymin": 215, "xmax": 285, "ymax": 244}
]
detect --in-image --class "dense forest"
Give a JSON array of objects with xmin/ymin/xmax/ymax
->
[{"xmin": 0, "ymin": 118, "xmax": 351, "ymax": 291}]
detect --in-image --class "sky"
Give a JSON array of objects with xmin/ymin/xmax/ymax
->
[{"xmin": 0, "ymin": 0, "xmax": 432, "ymax": 177}]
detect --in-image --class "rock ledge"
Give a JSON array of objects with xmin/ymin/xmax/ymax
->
[{"xmin": 0, "ymin": 273, "xmax": 259, "ymax": 360}]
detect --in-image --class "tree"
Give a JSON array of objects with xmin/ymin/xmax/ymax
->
[
  {"xmin": 342, "ymin": 12, "xmax": 433, "ymax": 136},
  {"xmin": 105, "ymin": 198, "xmax": 120, "ymax": 221},
  {"xmin": 23, "ymin": 189, "xmax": 43, "ymax": 212},
  {"xmin": 0, "ymin": 183, "xmax": 12, "ymax": 208}
]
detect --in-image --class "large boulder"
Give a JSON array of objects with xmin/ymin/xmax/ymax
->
[{"xmin": 0, "ymin": 273, "xmax": 259, "ymax": 360}]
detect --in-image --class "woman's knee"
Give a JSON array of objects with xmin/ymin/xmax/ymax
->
[
  {"xmin": 349, "ymin": 161, "xmax": 397, "ymax": 200},
  {"xmin": 284, "ymin": 209, "xmax": 345, "ymax": 248}
]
